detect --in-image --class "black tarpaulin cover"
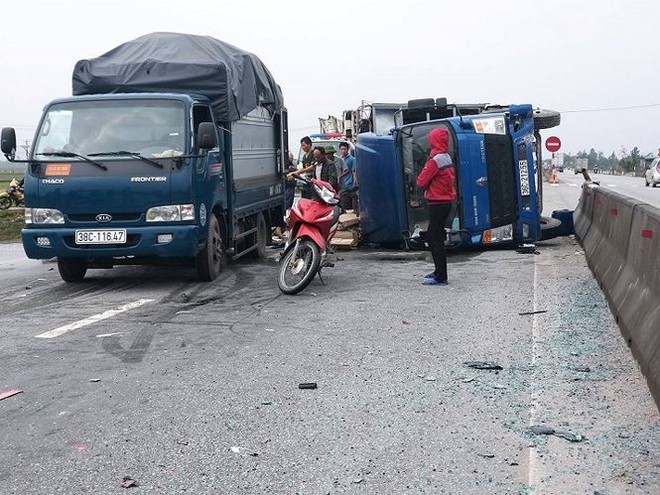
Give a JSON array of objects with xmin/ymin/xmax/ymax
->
[{"xmin": 72, "ymin": 32, "xmax": 283, "ymax": 122}]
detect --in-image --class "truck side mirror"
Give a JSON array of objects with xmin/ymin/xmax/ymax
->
[
  {"xmin": 196, "ymin": 122, "xmax": 217, "ymax": 150},
  {"xmin": 1, "ymin": 127, "xmax": 17, "ymax": 161}
]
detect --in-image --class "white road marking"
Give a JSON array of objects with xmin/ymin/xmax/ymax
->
[
  {"xmin": 528, "ymin": 259, "xmax": 541, "ymax": 488},
  {"xmin": 35, "ymin": 299, "xmax": 154, "ymax": 339}
]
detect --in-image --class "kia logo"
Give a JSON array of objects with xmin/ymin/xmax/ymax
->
[{"xmin": 96, "ymin": 214, "xmax": 112, "ymax": 223}]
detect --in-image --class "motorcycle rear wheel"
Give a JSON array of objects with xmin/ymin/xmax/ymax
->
[
  {"xmin": 278, "ymin": 238, "xmax": 321, "ymax": 295},
  {"xmin": 0, "ymin": 195, "xmax": 12, "ymax": 209}
]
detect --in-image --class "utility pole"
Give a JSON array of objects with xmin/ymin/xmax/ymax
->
[{"xmin": 20, "ymin": 139, "xmax": 30, "ymax": 159}]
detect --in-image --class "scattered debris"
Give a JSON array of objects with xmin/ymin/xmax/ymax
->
[
  {"xmin": 518, "ymin": 309, "xmax": 547, "ymax": 316},
  {"xmin": 493, "ymin": 384, "xmax": 507, "ymax": 390},
  {"xmin": 424, "ymin": 375, "xmax": 437, "ymax": 382},
  {"xmin": 264, "ymin": 328, "xmax": 275, "ymax": 332},
  {"xmin": 571, "ymin": 366, "xmax": 591, "ymax": 373},
  {"xmin": 120, "ymin": 476, "xmax": 138, "ymax": 488},
  {"xmin": 517, "ymin": 244, "xmax": 540, "ymax": 255},
  {"xmin": 89, "ymin": 378, "xmax": 101, "ymax": 383},
  {"xmin": 529, "ymin": 425, "xmax": 584, "ymax": 442},
  {"xmin": 478, "ymin": 453, "xmax": 495, "ymax": 458},
  {"xmin": 402, "ymin": 320, "xmax": 411, "ymax": 325},
  {"xmin": 73, "ymin": 444, "xmax": 86, "ymax": 451},
  {"xmin": 180, "ymin": 293, "xmax": 191, "ymax": 302},
  {"xmin": 176, "ymin": 440, "xmax": 189, "ymax": 446},
  {"xmin": 462, "ymin": 377, "xmax": 476, "ymax": 383},
  {"xmin": 261, "ymin": 401, "xmax": 273, "ymax": 406},
  {"xmin": 25, "ymin": 286, "xmax": 32, "ymax": 290},
  {"xmin": 529, "ymin": 425, "xmax": 555, "ymax": 435},
  {"xmin": 95, "ymin": 332, "xmax": 124, "ymax": 338},
  {"xmin": 0, "ymin": 389, "xmax": 23, "ymax": 401},
  {"xmin": 464, "ymin": 361, "xmax": 503, "ymax": 371},
  {"xmin": 298, "ymin": 382, "xmax": 318, "ymax": 390},
  {"xmin": 352, "ymin": 478, "xmax": 364, "ymax": 484},
  {"xmin": 230, "ymin": 446, "xmax": 241, "ymax": 454},
  {"xmin": 553, "ymin": 430, "xmax": 583, "ymax": 442}
]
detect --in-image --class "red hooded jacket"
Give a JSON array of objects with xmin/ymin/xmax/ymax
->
[{"xmin": 416, "ymin": 128, "xmax": 457, "ymax": 203}]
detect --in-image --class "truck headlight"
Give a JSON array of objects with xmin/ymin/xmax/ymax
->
[
  {"xmin": 26, "ymin": 208, "xmax": 65, "ymax": 225},
  {"xmin": 146, "ymin": 204, "xmax": 195, "ymax": 222},
  {"xmin": 482, "ymin": 224, "xmax": 513, "ymax": 244}
]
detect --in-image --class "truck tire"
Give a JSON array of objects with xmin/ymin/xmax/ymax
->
[
  {"xmin": 57, "ymin": 258, "xmax": 87, "ymax": 282},
  {"xmin": 533, "ymin": 109, "xmax": 561, "ymax": 130},
  {"xmin": 539, "ymin": 216, "xmax": 562, "ymax": 241},
  {"xmin": 407, "ymin": 98, "xmax": 436, "ymax": 109},
  {"xmin": 249, "ymin": 212, "xmax": 268, "ymax": 259},
  {"xmin": 196, "ymin": 213, "xmax": 225, "ymax": 281}
]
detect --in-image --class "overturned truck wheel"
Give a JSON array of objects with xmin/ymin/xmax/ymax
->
[{"xmin": 539, "ymin": 216, "xmax": 562, "ymax": 241}]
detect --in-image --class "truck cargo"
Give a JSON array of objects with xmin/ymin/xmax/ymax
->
[{"xmin": 1, "ymin": 32, "xmax": 288, "ymax": 282}]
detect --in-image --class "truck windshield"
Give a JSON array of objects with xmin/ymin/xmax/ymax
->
[{"xmin": 33, "ymin": 99, "xmax": 186, "ymax": 159}]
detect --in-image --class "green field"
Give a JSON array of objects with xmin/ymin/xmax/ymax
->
[{"xmin": 0, "ymin": 209, "xmax": 24, "ymax": 242}]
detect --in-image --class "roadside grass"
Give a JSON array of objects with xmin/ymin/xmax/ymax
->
[{"xmin": 0, "ymin": 209, "xmax": 24, "ymax": 242}]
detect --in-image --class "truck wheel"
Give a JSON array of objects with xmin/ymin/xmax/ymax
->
[
  {"xmin": 539, "ymin": 216, "xmax": 562, "ymax": 241},
  {"xmin": 533, "ymin": 109, "xmax": 561, "ymax": 130},
  {"xmin": 57, "ymin": 258, "xmax": 87, "ymax": 282},
  {"xmin": 196, "ymin": 213, "xmax": 225, "ymax": 281},
  {"xmin": 249, "ymin": 212, "xmax": 268, "ymax": 259}
]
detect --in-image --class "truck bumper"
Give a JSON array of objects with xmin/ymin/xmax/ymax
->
[{"xmin": 21, "ymin": 225, "xmax": 201, "ymax": 260}]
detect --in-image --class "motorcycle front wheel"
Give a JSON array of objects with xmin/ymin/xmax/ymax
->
[{"xmin": 278, "ymin": 238, "xmax": 321, "ymax": 295}]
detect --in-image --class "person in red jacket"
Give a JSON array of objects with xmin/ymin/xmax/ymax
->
[{"xmin": 416, "ymin": 127, "xmax": 457, "ymax": 286}]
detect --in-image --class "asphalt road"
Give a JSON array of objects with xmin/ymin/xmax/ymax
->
[
  {"xmin": 1, "ymin": 183, "xmax": 658, "ymax": 494},
  {"xmin": 557, "ymin": 171, "xmax": 660, "ymax": 208}
]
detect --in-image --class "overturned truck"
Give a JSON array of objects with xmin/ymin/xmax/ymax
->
[{"xmin": 354, "ymin": 98, "xmax": 564, "ymax": 249}]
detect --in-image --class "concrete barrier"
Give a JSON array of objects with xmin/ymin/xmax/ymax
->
[
  {"xmin": 572, "ymin": 183, "xmax": 597, "ymax": 241},
  {"xmin": 574, "ymin": 187, "xmax": 660, "ymax": 410}
]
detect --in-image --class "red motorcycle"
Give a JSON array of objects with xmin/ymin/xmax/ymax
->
[{"xmin": 278, "ymin": 176, "xmax": 340, "ymax": 295}]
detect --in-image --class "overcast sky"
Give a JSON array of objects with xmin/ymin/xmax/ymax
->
[{"xmin": 1, "ymin": 0, "xmax": 658, "ymax": 157}]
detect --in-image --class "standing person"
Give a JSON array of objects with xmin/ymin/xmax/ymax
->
[
  {"xmin": 299, "ymin": 136, "xmax": 315, "ymax": 198},
  {"xmin": 324, "ymin": 145, "xmax": 345, "ymax": 185},
  {"xmin": 284, "ymin": 151, "xmax": 296, "ymax": 211},
  {"xmin": 338, "ymin": 141, "xmax": 358, "ymax": 213},
  {"xmin": 416, "ymin": 127, "xmax": 456, "ymax": 286},
  {"xmin": 292, "ymin": 146, "xmax": 338, "ymax": 192}
]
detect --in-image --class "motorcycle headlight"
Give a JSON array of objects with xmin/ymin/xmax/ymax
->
[
  {"xmin": 146, "ymin": 204, "xmax": 195, "ymax": 222},
  {"xmin": 26, "ymin": 208, "xmax": 64, "ymax": 225},
  {"xmin": 313, "ymin": 183, "xmax": 339, "ymax": 205},
  {"xmin": 482, "ymin": 224, "xmax": 513, "ymax": 244}
]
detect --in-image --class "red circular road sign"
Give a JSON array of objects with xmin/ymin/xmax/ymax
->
[{"xmin": 545, "ymin": 136, "xmax": 561, "ymax": 153}]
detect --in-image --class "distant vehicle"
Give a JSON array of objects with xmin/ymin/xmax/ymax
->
[
  {"xmin": 645, "ymin": 157, "xmax": 660, "ymax": 187},
  {"xmin": 558, "ymin": 166, "xmax": 564, "ymax": 172}
]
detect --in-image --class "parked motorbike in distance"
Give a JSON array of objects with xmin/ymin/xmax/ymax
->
[
  {"xmin": 278, "ymin": 175, "xmax": 341, "ymax": 295},
  {"xmin": 0, "ymin": 177, "xmax": 25, "ymax": 209}
]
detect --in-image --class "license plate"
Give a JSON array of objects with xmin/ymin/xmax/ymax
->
[
  {"xmin": 75, "ymin": 229, "xmax": 127, "ymax": 245},
  {"xmin": 518, "ymin": 159, "xmax": 530, "ymax": 196}
]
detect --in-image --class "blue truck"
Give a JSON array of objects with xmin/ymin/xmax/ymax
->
[
  {"xmin": 354, "ymin": 98, "xmax": 562, "ymax": 248},
  {"xmin": 1, "ymin": 33, "xmax": 287, "ymax": 282}
]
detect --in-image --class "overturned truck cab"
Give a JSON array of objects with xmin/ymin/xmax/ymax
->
[{"xmin": 356, "ymin": 100, "xmax": 561, "ymax": 249}]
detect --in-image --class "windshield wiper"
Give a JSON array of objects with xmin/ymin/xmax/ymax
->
[
  {"xmin": 88, "ymin": 151, "xmax": 163, "ymax": 169},
  {"xmin": 35, "ymin": 151, "xmax": 107, "ymax": 170}
]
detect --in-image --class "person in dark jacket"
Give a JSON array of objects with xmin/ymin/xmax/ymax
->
[
  {"xmin": 416, "ymin": 127, "xmax": 457, "ymax": 286},
  {"xmin": 291, "ymin": 146, "xmax": 338, "ymax": 193}
]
